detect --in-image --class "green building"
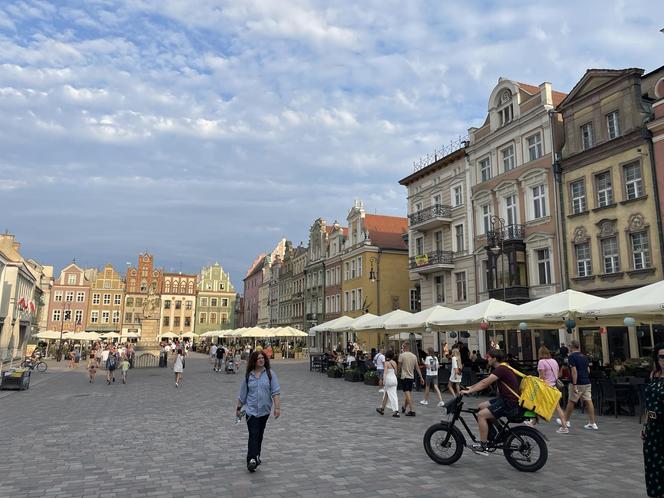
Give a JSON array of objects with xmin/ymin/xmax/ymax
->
[{"xmin": 195, "ymin": 263, "xmax": 237, "ymax": 334}]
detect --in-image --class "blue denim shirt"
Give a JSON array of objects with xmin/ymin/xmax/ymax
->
[{"xmin": 238, "ymin": 369, "xmax": 281, "ymax": 417}]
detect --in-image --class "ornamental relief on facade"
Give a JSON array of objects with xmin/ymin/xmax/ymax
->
[
  {"xmin": 572, "ymin": 226, "xmax": 590, "ymax": 244},
  {"xmin": 596, "ymin": 219, "xmax": 617, "ymax": 238},
  {"xmin": 627, "ymin": 213, "xmax": 648, "ymax": 233}
]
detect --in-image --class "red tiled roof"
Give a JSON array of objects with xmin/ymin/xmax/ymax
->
[
  {"xmin": 516, "ymin": 81, "xmax": 567, "ymax": 105},
  {"xmin": 245, "ymin": 255, "xmax": 266, "ymax": 279},
  {"xmin": 364, "ymin": 214, "xmax": 408, "ymax": 250}
]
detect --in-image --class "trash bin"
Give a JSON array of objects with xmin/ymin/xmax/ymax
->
[{"xmin": 0, "ymin": 368, "xmax": 31, "ymax": 390}]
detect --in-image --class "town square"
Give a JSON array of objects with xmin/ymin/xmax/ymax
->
[{"xmin": 1, "ymin": 1, "xmax": 664, "ymax": 497}]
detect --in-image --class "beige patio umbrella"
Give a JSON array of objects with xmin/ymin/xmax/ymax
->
[
  {"xmin": 34, "ymin": 330, "xmax": 63, "ymax": 340},
  {"xmin": 159, "ymin": 331, "xmax": 178, "ymax": 339},
  {"xmin": 241, "ymin": 327, "xmax": 277, "ymax": 338},
  {"xmin": 272, "ymin": 326, "xmax": 308, "ymax": 337},
  {"xmin": 180, "ymin": 331, "xmax": 199, "ymax": 338}
]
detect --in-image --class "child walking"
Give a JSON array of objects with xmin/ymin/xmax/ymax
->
[
  {"xmin": 88, "ymin": 354, "xmax": 97, "ymax": 383},
  {"xmin": 121, "ymin": 355, "xmax": 130, "ymax": 384}
]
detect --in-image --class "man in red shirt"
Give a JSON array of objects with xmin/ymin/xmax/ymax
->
[{"xmin": 461, "ymin": 349, "xmax": 521, "ymax": 455}]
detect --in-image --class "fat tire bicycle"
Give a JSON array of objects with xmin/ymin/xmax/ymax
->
[
  {"xmin": 423, "ymin": 395, "xmax": 548, "ymax": 472},
  {"xmin": 20, "ymin": 358, "xmax": 48, "ymax": 373}
]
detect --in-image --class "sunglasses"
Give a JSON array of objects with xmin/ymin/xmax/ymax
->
[{"xmin": 658, "ymin": 355, "xmax": 664, "ymax": 360}]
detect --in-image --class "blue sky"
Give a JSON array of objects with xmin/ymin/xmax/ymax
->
[{"xmin": 1, "ymin": 0, "xmax": 662, "ymax": 288}]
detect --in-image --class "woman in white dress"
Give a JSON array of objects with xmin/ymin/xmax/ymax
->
[
  {"xmin": 447, "ymin": 348, "xmax": 463, "ymax": 397},
  {"xmin": 173, "ymin": 348, "xmax": 184, "ymax": 387},
  {"xmin": 376, "ymin": 350, "xmax": 400, "ymax": 417}
]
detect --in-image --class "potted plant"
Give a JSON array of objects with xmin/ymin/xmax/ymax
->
[
  {"xmin": 363, "ymin": 370, "xmax": 380, "ymax": 386},
  {"xmin": 344, "ymin": 368, "xmax": 363, "ymax": 382},
  {"xmin": 327, "ymin": 365, "xmax": 343, "ymax": 378}
]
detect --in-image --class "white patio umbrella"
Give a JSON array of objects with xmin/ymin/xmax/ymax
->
[
  {"xmin": 122, "ymin": 331, "xmax": 140, "ymax": 339},
  {"xmin": 577, "ymin": 280, "xmax": 664, "ymax": 322},
  {"xmin": 272, "ymin": 326, "xmax": 308, "ymax": 337},
  {"xmin": 487, "ymin": 289, "xmax": 605, "ymax": 327},
  {"xmin": 328, "ymin": 314, "xmax": 377, "ymax": 332},
  {"xmin": 309, "ymin": 316, "xmax": 354, "ymax": 334},
  {"xmin": 180, "ymin": 331, "xmax": 199, "ymax": 338},
  {"xmin": 430, "ymin": 299, "xmax": 518, "ymax": 329},
  {"xmin": 101, "ymin": 331, "xmax": 121, "ymax": 339},
  {"xmin": 241, "ymin": 327, "xmax": 277, "ymax": 338},
  {"xmin": 384, "ymin": 305, "xmax": 456, "ymax": 331},
  {"xmin": 34, "ymin": 330, "xmax": 64, "ymax": 340},
  {"xmin": 351, "ymin": 309, "xmax": 413, "ymax": 331},
  {"xmin": 159, "ymin": 331, "xmax": 178, "ymax": 339}
]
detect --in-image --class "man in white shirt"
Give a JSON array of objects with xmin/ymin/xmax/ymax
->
[
  {"xmin": 374, "ymin": 347, "xmax": 386, "ymax": 386},
  {"xmin": 210, "ymin": 344, "xmax": 218, "ymax": 368},
  {"xmin": 420, "ymin": 347, "xmax": 445, "ymax": 407}
]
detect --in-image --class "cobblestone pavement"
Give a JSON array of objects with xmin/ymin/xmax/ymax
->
[{"xmin": 0, "ymin": 354, "xmax": 646, "ymax": 497}]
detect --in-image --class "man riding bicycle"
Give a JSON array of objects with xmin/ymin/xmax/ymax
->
[{"xmin": 460, "ymin": 349, "xmax": 521, "ymax": 455}]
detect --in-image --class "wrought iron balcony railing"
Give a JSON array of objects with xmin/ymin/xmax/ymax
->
[
  {"xmin": 486, "ymin": 224, "xmax": 526, "ymax": 244},
  {"xmin": 409, "ymin": 250, "xmax": 454, "ymax": 270},
  {"xmin": 408, "ymin": 204, "xmax": 452, "ymax": 227}
]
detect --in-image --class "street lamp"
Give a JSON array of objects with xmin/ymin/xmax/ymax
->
[
  {"xmin": 57, "ymin": 301, "xmax": 72, "ymax": 361},
  {"xmin": 489, "ymin": 215, "xmax": 507, "ymax": 302}
]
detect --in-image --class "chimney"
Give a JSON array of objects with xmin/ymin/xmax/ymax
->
[{"xmin": 540, "ymin": 82, "xmax": 553, "ymax": 107}]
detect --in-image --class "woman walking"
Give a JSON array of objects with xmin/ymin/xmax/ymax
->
[
  {"xmin": 236, "ymin": 351, "xmax": 281, "ymax": 472},
  {"xmin": 376, "ymin": 350, "xmax": 400, "ymax": 417},
  {"xmin": 528, "ymin": 346, "xmax": 569, "ymax": 434},
  {"xmin": 447, "ymin": 348, "xmax": 463, "ymax": 397},
  {"xmin": 643, "ymin": 342, "xmax": 664, "ymax": 498},
  {"xmin": 173, "ymin": 349, "xmax": 184, "ymax": 387},
  {"xmin": 88, "ymin": 353, "xmax": 97, "ymax": 383}
]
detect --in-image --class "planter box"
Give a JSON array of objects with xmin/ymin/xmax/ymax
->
[
  {"xmin": 363, "ymin": 376, "xmax": 379, "ymax": 386},
  {"xmin": 344, "ymin": 372, "xmax": 364, "ymax": 382},
  {"xmin": 327, "ymin": 369, "xmax": 342, "ymax": 378}
]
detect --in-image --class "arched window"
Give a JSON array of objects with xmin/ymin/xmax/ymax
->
[
  {"xmin": 165, "ymin": 281, "xmax": 170, "ymax": 293},
  {"xmin": 497, "ymin": 89, "xmax": 513, "ymax": 126},
  {"xmin": 188, "ymin": 282, "xmax": 194, "ymax": 294}
]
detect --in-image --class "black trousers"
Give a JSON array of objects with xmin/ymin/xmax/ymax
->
[{"xmin": 246, "ymin": 414, "xmax": 269, "ymax": 463}]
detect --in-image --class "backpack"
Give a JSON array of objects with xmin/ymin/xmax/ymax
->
[
  {"xmin": 216, "ymin": 348, "xmax": 224, "ymax": 359},
  {"xmin": 500, "ymin": 363, "xmax": 561, "ymax": 421},
  {"xmin": 107, "ymin": 353, "xmax": 117, "ymax": 369}
]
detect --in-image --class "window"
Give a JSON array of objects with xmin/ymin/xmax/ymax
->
[
  {"xmin": 570, "ymin": 179, "xmax": 586, "ymax": 214},
  {"xmin": 126, "ymin": 297, "xmax": 133, "ymax": 307},
  {"xmin": 455, "ymin": 272, "xmax": 467, "ymax": 301},
  {"xmin": 432, "ymin": 193, "xmax": 442, "ymax": 206},
  {"xmin": 413, "ymin": 201, "xmax": 422, "ymax": 214},
  {"xmin": 175, "ymin": 300, "xmax": 181, "ymax": 310},
  {"xmin": 351, "ymin": 290, "xmax": 356, "ymax": 311},
  {"xmin": 219, "ymin": 283, "xmax": 225, "ymax": 290},
  {"xmin": 350, "ymin": 259, "xmax": 356, "ymax": 279},
  {"xmin": 221, "ymin": 298, "xmax": 228, "ymax": 307},
  {"xmin": 453, "ymin": 185, "xmax": 463, "ymax": 206},
  {"xmin": 434, "ymin": 231, "xmax": 443, "ymax": 252},
  {"xmin": 65, "ymin": 291, "xmax": 74, "ymax": 302},
  {"xmin": 606, "ymin": 111, "xmax": 620, "ymax": 140},
  {"xmin": 54, "ymin": 291, "xmax": 63, "ymax": 302},
  {"xmin": 409, "ymin": 289, "xmax": 419, "ymax": 312},
  {"xmin": 184, "ymin": 317, "xmax": 191, "ymax": 327},
  {"xmin": 185, "ymin": 301, "xmax": 192, "ymax": 310},
  {"xmin": 163, "ymin": 316, "xmax": 170, "ymax": 326},
  {"xmin": 631, "ymin": 232, "xmax": 651, "ymax": 270},
  {"xmin": 536, "ymin": 248, "xmax": 552, "ymax": 285},
  {"xmin": 415, "ymin": 237, "xmax": 424, "ymax": 256},
  {"xmin": 501, "ymin": 145, "xmax": 515, "ymax": 172},
  {"xmin": 75, "ymin": 310, "xmax": 83, "ymax": 324},
  {"xmin": 76, "ymin": 292, "xmax": 85, "ymax": 302},
  {"xmin": 455, "ymin": 224, "xmax": 464, "ymax": 252},
  {"xmin": 103, "ymin": 294, "xmax": 111, "ymax": 305},
  {"xmin": 210, "ymin": 298, "xmax": 218, "ymax": 307},
  {"xmin": 102, "ymin": 311, "xmax": 110, "ymax": 323},
  {"xmin": 164, "ymin": 281, "xmax": 170, "ymax": 293},
  {"xmin": 125, "ymin": 312, "xmax": 132, "ymax": 323},
  {"xmin": 92, "ymin": 293, "xmax": 100, "ymax": 305},
  {"xmin": 114, "ymin": 294, "xmax": 121, "ymax": 305},
  {"xmin": 532, "ymin": 185, "xmax": 547, "ymax": 219},
  {"xmin": 53, "ymin": 309, "xmax": 61, "ymax": 321},
  {"xmin": 482, "ymin": 205, "xmax": 492, "ymax": 234},
  {"xmin": 344, "ymin": 292, "xmax": 349, "ymax": 312},
  {"xmin": 344, "ymin": 262, "xmax": 350, "ymax": 280},
  {"xmin": 527, "ymin": 133, "xmax": 543, "ymax": 161},
  {"xmin": 581, "ymin": 122, "xmax": 594, "ymax": 150},
  {"xmin": 174, "ymin": 317, "xmax": 180, "ymax": 327},
  {"xmin": 505, "ymin": 195, "xmax": 517, "ymax": 225},
  {"xmin": 575, "ymin": 243, "xmax": 592, "ymax": 277},
  {"xmin": 67, "ymin": 275, "xmax": 76, "ymax": 285},
  {"xmin": 481, "ymin": 260, "xmax": 489, "ymax": 292},
  {"xmin": 595, "ymin": 171, "xmax": 613, "ymax": 207},
  {"xmin": 623, "ymin": 162, "xmax": 644, "ymax": 200},
  {"xmin": 434, "ymin": 275, "xmax": 445, "ymax": 303},
  {"xmin": 112, "ymin": 311, "xmax": 120, "ymax": 324},
  {"xmin": 601, "ymin": 237, "xmax": 620, "ymax": 274},
  {"xmin": 479, "ymin": 158, "xmax": 491, "ymax": 182},
  {"xmin": 64, "ymin": 309, "xmax": 72, "ymax": 321},
  {"xmin": 135, "ymin": 297, "xmax": 142, "ymax": 307},
  {"xmin": 211, "ymin": 312, "xmax": 218, "ymax": 323},
  {"xmin": 357, "ymin": 257, "xmax": 362, "ymax": 277},
  {"xmin": 164, "ymin": 299, "xmax": 171, "ymax": 310},
  {"xmin": 90, "ymin": 311, "xmax": 99, "ymax": 323},
  {"xmin": 499, "ymin": 103, "xmax": 513, "ymax": 126},
  {"xmin": 221, "ymin": 313, "xmax": 228, "ymax": 323}
]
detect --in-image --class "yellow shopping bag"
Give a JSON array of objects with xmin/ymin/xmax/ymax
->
[{"xmin": 501, "ymin": 363, "xmax": 561, "ymax": 421}]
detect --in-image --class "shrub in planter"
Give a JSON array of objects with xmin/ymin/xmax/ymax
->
[
  {"xmin": 344, "ymin": 368, "xmax": 363, "ymax": 382},
  {"xmin": 327, "ymin": 366, "xmax": 343, "ymax": 378},
  {"xmin": 363, "ymin": 370, "xmax": 380, "ymax": 386}
]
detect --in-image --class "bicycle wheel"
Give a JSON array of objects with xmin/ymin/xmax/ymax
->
[
  {"xmin": 36, "ymin": 361, "xmax": 47, "ymax": 373},
  {"xmin": 423, "ymin": 422, "xmax": 464, "ymax": 465},
  {"xmin": 503, "ymin": 426, "xmax": 548, "ymax": 472}
]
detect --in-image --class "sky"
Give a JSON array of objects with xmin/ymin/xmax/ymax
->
[{"xmin": 1, "ymin": 0, "xmax": 662, "ymax": 290}]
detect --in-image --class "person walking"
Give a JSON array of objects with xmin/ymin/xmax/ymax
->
[
  {"xmin": 106, "ymin": 347, "xmax": 119, "ymax": 384},
  {"xmin": 558, "ymin": 339, "xmax": 598, "ymax": 430},
  {"xmin": 398, "ymin": 342, "xmax": 424, "ymax": 417},
  {"xmin": 420, "ymin": 347, "xmax": 444, "ymax": 407},
  {"xmin": 121, "ymin": 355, "xmax": 130, "ymax": 384},
  {"xmin": 374, "ymin": 347, "xmax": 385, "ymax": 391},
  {"xmin": 447, "ymin": 348, "xmax": 463, "ymax": 397},
  {"xmin": 88, "ymin": 353, "xmax": 97, "ymax": 383},
  {"xmin": 173, "ymin": 348, "xmax": 184, "ymax": 387},
  {"xmin": 376, "ymin": 350, "xmax": 399, "ymax": 417},
  {"xmin": 527, "ymin": 346, "xmax": 568, "ymax": 434},
  {"xmin": 215, "ymin": 345, "xmax": 224, "ymax": 372},
  {"xmin": 236, "ymin": 351, "xmax": 281, "ymax": 472},
  {"xmin": 210, "ymin": 343, "xmax": 218, "ymax": 367},
  {"xmin": 643, "ymin": 342, "xmax": 664, "ymax": 498}
]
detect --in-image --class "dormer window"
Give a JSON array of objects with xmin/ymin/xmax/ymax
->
[{"xmin": 498, "ymin": 90, "xmax": 513, "ymax": 126}]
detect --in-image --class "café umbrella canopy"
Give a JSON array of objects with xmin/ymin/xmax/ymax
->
[
  {"xmin": 309, "ymin": 316, "xmax": 354, "ymax": 335},
  {"xmin": 388, "ymin": 332, "xmax": 423, "ymax": 341},
  {"xmin": 384, "ymin": 305, "xmax": 456, "ymax": 331},
  {"xmin": 159, "ymin": 331, "xmax": 178, "ymax": 339},
  {"xmin": 430, "ymin": 299, "xmax": 518, "ymax": 329},
  {"xmin": 34, "ymin": 330, "xmax": 64, "ymax": 340},
  {"xmin": 351, "ymin": 310, "xmax": 413, "ymax": 331},
  {"xmin": 577, "ymin": 279, "xmax": 664, "ymax": 322},
  {"xmin": 273, "ymin": 326, "xmax": 308, "ymax": 337}
]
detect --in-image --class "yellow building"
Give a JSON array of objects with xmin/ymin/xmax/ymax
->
[
  {"xmin": 87, "ymin": 264, "xmax": 125, "ymax": 333},
  {"xmin": 341, "ymin": 201, "xmax": 411, "ymax": 349}
]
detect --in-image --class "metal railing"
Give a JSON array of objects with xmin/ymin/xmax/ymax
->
[
  {"xmin": 408, "ymin": 204, "xmax": 452, "ymax": 226},
  {"xmin": 133, "ymin": 352, "xmax": 159, "ymax": 368},
  {"xmin": 486, "ymin": 224, "xmax": 526, "ymax": 244},
  {"xmin": 409, "ymin": 250, "xmax": 455, "ymax": 270},
  {"xmin": 412, "ymin": 136, "xmax": 469, "ymax": 172}
]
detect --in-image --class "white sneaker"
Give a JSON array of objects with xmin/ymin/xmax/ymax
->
[
  {"xmin": 556, "ymin": 418, "xmax": 571, "ymax": 428},
  {"xmin": 584, "ymin": 423, "xmax": 599, "ymax": 430},
  {"xmin": 378, "ymin": 388, "xmax": 385, "ymax": 393},
  {"xmin": 419, "ymin": 400, "xmax": 428, "ymax": 405},
  {"xmin": 437, "ymin": 401, "xmax": 446, "ymax": 407}
]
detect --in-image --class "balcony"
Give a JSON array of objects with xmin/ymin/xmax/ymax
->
[
  {"xmin": 488, "ymin": 286, "xmax": 530, "ymax": 304},
  {"xmin": 306, "ymin": 313, "xmax": 317, "ymax": 322},
  {"xmin": 409, "ymin": 250, "xmax": 455, "ymax": 273},
  {"xmin": 486, "ymin": 224, "xmax": 525, "ymax": 246},
  {"xmin": 408, "ymin": 204, "xmax": 452, "ymax": 230}
]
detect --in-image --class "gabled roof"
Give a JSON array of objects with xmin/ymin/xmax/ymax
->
[
  {"xmin": 557, "ymin": 68, "xmax": 643, "ymax": 109},
  {"xmin": 244, "ymin": 255, "xmax": 266, "ymax": 279},
  {"xmin": 516, "ymin": 81, "xmax": 567, "ymax": 106},
  {"xmin": 364, "ymin": 214, "xmax": 408, "ymax": 250}
]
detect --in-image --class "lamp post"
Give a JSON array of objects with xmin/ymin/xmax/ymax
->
[
  {"xmin": 57, "ymin": 301, "xmax": 72, "ymax": 362},
  {"xmin": 489, "ymin": 215, "xmax": 506, "ymax": 302}
]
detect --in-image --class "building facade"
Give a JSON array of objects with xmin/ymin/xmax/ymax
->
[
  {"xmin": 557, "ymin": 68, "xmax": 664, "ymax": 363},
  {"xmin": 324, "ymin": 223, "xmax": 346, "ymax": 322},
  {"xmin": 87, "ymin": 264, "xmax": 124, "ymax": 334},
  {"xmin": 159, "ymin": 273, "xmax": 196, "ymax": 336},
  {"xmin": 243, "ymin": 255, "xmax": 266, "ymax": 328},
  {"xmin": 304, "ymin": 219, "xmax": 328, "ymax": 330},
  {"xmin": 47, "ymin": 262, "xmax": 93, "ymax": 336},
  {"xmin": 195, "ymin": 263, "xmax": 236, "ymax": 334},
  {"xmin": 123, "ymin": 253, "xmax": 164, "ymax": 336},
  {"xmin": 291, "ymin": 247, "xmax": 307, "ymax": 329}
]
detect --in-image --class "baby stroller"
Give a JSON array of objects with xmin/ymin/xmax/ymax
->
[{"xmin": 225, "ymin": 357, "xmax": 236, "ymax": 374}]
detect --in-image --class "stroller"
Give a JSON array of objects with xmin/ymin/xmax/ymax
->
[{"xmin": 225, "ymin": 357, "xmax": 237, "ymax": 374}]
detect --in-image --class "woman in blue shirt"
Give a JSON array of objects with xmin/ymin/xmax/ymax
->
[{"xmin": 236, "ymin": 351, "xmax": 281, "ymax": 472}]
